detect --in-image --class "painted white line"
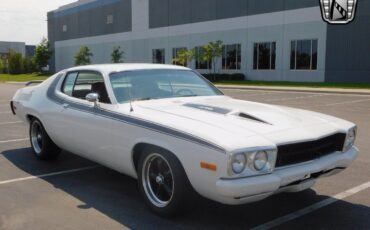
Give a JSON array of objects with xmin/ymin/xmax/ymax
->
[
  {"xmin": 313, "ymin": 98, "xmax": 370, "ymax": 107},
  {"xmin": 0, "ymin": 138, "xmax": 29, "ymax": 144},
  {"xmin": 251, "ymin": 181, "xmax": 370, "ymax": 230},
  {"xmin": 0, "ymin": 166, "xmax": 99, "ymax": 185},
  {"xmin": 0, "ymin": 111, "xmax": 11, "ymax": 114},
  {"xmin": 265, "ymin": 94, "xmax": 325, "ymax": 102},
  {"xmin": 0, "ymin": 121, "xmax": 22, "ymax": 125}
]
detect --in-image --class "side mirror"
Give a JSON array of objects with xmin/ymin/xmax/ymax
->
[{"xmin": 86, "ymin": 93, "xmax": 99, "ymax": 107}]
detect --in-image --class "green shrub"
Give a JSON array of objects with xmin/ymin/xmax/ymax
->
[
  {"xmin": 8, "ymin": 51, "xmax": 24, "ymax": 74},
  {"xmin": 201, "ymin": 73, "xmax": 245, "ymax": 82},
  {"xmin": 23, "ymin": 58, "xmax": 37, "ymax": 73}
]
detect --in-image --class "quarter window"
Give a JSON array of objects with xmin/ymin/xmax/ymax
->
[
  {"xmin": 253, "ymin": 42, "xmax": 276, "ymax": 70},
  {"xmin": 222, "ymin": 44, "xmax": 241, "ymax": 70},
  {"xmin": 62, "ymin": 71, "xmax": 111, "ymax": 104},
  {"xmin": 290, "ymin": 39, "xmax": 318, "ymax": 70},
  {"xmin": 152, "ymin": 49, "xmax": 165, "ymax": 64}
]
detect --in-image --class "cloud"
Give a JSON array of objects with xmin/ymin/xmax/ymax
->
[{"xmin": 0, "ymin": 0, "xmax": 76, "ymax": 45}]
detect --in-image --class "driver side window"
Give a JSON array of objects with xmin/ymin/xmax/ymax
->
[{"xmin": 62, "ymin": 71, "xmax": 111, "ymax": 104}]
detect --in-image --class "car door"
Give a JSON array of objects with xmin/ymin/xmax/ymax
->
[{"xmin": 56, "ymin": 70, "xmax": 118, "ymax": 164}]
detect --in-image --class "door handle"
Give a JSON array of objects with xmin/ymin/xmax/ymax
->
[{"xmin": 62, "ymin": 103, "xmax": 69, "ymax": 109}]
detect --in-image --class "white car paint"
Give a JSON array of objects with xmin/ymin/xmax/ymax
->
[{"xmin": 11, "ymin": 64, "xmax": 359, "ymax": 205}]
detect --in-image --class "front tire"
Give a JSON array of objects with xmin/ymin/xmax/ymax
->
[
  {"xmin": 138, "ymin": 146, "xmax": 195, "ymax": 217},
  {"xmin": 29, "ymin": 118, "xmax": 61, "ymax": 160}
]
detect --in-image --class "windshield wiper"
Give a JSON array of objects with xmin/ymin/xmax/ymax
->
[
  {"xmin": 132, "ymin": 97, "xmax": 158, "ymax": 102},
  {"xmin": 177, "ymin": 94, "xmax": 199, "ymax": 98}
]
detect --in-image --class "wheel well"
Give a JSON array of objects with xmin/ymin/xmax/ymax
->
[
  {"xmin": 132, "ymin": 143, "xmax": 151, "ymax": 172},
  {"xmin": 132, "ymin": 143, "xmax": 174, "ymax": 173},
  {"xmin": 26, "ymin": 114, "xmax": 36, "ymax": 123}
]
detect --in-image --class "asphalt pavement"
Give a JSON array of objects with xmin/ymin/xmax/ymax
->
[{"xmin": 0, "ymin": 83, "xmax": 369, "ymax": 230}]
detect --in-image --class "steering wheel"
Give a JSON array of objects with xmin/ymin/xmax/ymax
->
[{"xmin": 176, "ymin": 89, "xmax": 195, "ymax": 96}]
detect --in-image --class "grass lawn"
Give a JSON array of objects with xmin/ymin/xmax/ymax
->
[
  {"xmin": 216, "ymin": 81, "xmax": 370, "ymax": 90},
  {"xmin": 0, "ymin": 74, "xmax": 49, "ymax": 83}
]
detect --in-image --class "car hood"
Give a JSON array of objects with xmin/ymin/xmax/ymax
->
[{"xmin": 127, "ymin": 96, "xmax": 353, "ymax": 151}]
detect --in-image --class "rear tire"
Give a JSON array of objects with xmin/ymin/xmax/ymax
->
[
  {"xmin": 138, "ymin": 146, "xmax": 195, "ymax": 217},
  {"xmin": 29, "ymin": 118, "xmax": 61, "ymax": 160}
]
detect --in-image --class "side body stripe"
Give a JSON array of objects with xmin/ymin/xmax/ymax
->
[{"xmin": 46, "ymin": 75, "xmax": 226, "ymax": 153}]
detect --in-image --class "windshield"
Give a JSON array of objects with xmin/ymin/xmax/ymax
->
[{"xmin": 109, "ymin": 69, "xmax": 223, "ymax": 103}]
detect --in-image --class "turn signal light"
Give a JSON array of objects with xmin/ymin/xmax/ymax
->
[{"xmin": 200, "ymin": 162, "xmax": 217, "ymax": 172}]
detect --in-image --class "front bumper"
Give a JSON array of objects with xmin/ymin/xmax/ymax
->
[{"xmin": 216, "ymin": 147, "xmax": 359, "ymax": 205}]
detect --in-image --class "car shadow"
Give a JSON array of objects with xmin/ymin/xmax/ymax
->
[{"xmin": 2, "ymin": 148, "xmax": 370, "ymax": 230}]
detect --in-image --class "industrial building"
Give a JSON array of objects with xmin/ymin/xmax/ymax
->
[
  {"xmin": 0, "ymin": 41, "xmax": 36, "ymax": 59},
  {"xmin": 48, "ymin": 0, "xmax": 370, "ymax": 83}
]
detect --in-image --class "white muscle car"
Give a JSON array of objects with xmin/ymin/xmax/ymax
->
[{"xmin": 11, "ymin": 64, "xmax": 358, "ymax": 217}]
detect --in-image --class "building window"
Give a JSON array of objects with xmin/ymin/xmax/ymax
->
[
  {"xmin": 195, "ymin": 46, "xmax": 211, "ymax": 70},
  {"xmin": 222, "ymin": 44, "xmax": 241, "ymax": 70},
  {"xmin": 152, "ymin": 49, "xmax": 165, "ymax": 64},
  {"xmin": 290, "ymin": 39, "xmax": 318, "ymax": 70},
  {"xmin": 172, "ymin": 47, "xmax": 187, "ymax": 66},
  {"xmin": 107, "ymin": 15, "xmax": 114, "ymax": 24},
  {"xmin": 253, "ymin": 42, "xmax": 276, "ymax": 70},
  {"xmin": 62, "ymin": 25, "xmax": 67, "ymax": 32}
]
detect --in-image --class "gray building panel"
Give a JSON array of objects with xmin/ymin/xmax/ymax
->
[
  {"xmin": 48, "ymin": 0, "xmax": 132, "ymax": 42},
  {"xmin": 325, "ymin": 0, "xmax": 370, "ymax": 83},
  {"xmin": 149, "ymin": 0, "xmax": 318, "ymax": 29}
]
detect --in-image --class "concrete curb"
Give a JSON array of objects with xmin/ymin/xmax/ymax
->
[{"xmin": 216, "ymin": 85, "xmax": 370, "ymax": 96}]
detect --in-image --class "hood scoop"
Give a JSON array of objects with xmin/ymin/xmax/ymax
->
[{"xmin": 235, "ymin": 112, "xmax": 272, "ymax": 125}]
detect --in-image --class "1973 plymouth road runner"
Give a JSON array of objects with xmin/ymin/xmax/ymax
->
[{"xmin": 11, "ymin": 64, "xmax": 358, "ymax": 216}]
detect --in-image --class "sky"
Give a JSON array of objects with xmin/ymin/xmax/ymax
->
[{"xmin": 0, "ymin": 0, "xmax": 77, "ymax": 45}]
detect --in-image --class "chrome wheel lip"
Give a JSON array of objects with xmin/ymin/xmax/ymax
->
[
  {"xmin": 31, "ymin": 121, "xmax": 43, "ymax": 155},
  {"xmin": 142, "ymin": 153, "xmax": 174, "ymax": 208}
]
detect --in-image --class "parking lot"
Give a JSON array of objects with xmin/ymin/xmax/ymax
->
[{"xmin": 0, "ymin": 83, "xmax": 369, "ymax": 230}]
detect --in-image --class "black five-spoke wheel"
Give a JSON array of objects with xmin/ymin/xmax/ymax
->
[
  {"xmin": 143, "ymin": 153, "xmax": 174, "ymax": 207},
  {"xmin": 138, "ymin": 146, "xmax": 196, "ymax": 217}
]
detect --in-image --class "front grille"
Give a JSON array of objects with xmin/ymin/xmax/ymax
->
[{"xmin": 276, "ymin": 133, "xmax": 346, "ymax": 168}]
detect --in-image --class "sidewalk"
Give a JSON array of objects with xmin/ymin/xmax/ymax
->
[{"xmin": 216, "ymin": 84, "xmax": 370, "ymax": 95}]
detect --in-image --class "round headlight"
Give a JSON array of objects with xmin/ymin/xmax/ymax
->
[
  {"xmin": 254, "ymin": 151, "xmax": 268, "ymax": 171},
  {"xmin": 231, "ymin": 154, "xmax": 246, "ymax": 174}
]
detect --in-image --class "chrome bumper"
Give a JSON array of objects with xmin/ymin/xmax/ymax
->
[{"xmin": 216, "ymin": 147, "xmax": 359, "ymax": 205}]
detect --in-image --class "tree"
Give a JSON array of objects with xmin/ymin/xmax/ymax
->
[
  {"xmin": 34, "ymin": 38, "xmax": 52, "ymax": 72},
  {"xmin": 74, "ymin": 46, "xmax": 93, "ymax": 66},
  {"xmin": 23, "ymin": 57, "xmax": 37, "ymax": 73},
  {"xmin": 8, "ymin": 50, "xmax": 24, "ymax": 74},
  {"xmin": 172, "ymin": 49, "xmax": 195, "ymax": 66},
  {"xmin": 111, "ymin": 46, "xmax": 124, "ymax": 63},
  {"xmin": 201, "ymin": 40, "xmax": 223, "ymax": 80}
]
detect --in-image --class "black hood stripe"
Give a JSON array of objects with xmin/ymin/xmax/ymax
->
[
  {"xmin": 47, "ymin": 76, "xmax": 225, "ymax": 153},
  {"xmin": 183, "ymin": 103, "xmax": 232, "ymax": 115}
]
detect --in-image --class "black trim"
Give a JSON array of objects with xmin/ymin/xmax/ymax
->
[
  {"xmin": 47, "ymin": 75, "xmax": 225, "ymax": 153},
  {"xmin": 10, "ymin": 101, "xmax": 16, "ymax": 115}
]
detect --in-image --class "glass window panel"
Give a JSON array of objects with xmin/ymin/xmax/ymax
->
[
  {"xmin": 152, "ymin": 49, "xmax": 165, "ymax": 64},
  {"xmin": 296, "ymin": 40, "xmax": 311, "ymax": 70},
  {"xmin": 271, "ymin": 42, "xmax": 276, "ymax": 69},
  {"xmin": 290, "ymin": 41, "xmax": 296, "ymax": 69},
  {"xmin": 312, "ymin": 39, "xmax": 318, "ymax": 70},
  {"xmin": 258, "ymin": 43, "xmax": 271, "ymax": 69},
  {"xmin": 253, "ymin": 44, "xmax": 258, "ymax": 70}
]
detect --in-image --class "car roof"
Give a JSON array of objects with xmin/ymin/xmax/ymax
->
[{"xmin": 64, "ymin": 63, "xmax": 191, "ymax": 74}]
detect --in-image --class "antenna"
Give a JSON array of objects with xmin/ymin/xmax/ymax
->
[{"xmin": 128, "ymin": 77, "xmax": 134, "ymax": 112}]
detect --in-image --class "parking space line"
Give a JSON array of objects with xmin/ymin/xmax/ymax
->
[
  {"xmin": 311, "ymin": 98, "xmax": 370, "ymax": 107},
  {"xmin": 0, "ymin": 121, "xmax": 22, "ymax": 125},
  {"xmin": 251, "ymin": 181, "xmax": 370, "ymax": 230},
  {"xmin": 0, "ymin": 111, "xmax": 11, "ymax": 114},
  {"xmin": 0, "ymin": 138, "xmax": 29, "ymax": 144},
  {"xmin": 0, "ymin": 166, "xmax": 99, "ymax": 185}
]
